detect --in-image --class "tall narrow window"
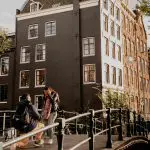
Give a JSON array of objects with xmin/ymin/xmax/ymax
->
[
  {"xmin": 104, "ymin": 37, "xmax": 109, "ymax": 56},
  {"xmin": 116, "ymin": 25, "xmax": 120, "ymax": 40},
  {"xmin": 112, "ymin": 67, "xmax": 116, "ymax": 85},
  {"xmin": 111, "ymin": 42, "xmax": 115, "ymax": 59},
  {"xmin": 82, "ymin": 37, "xmax": 95, "ymax": 56},
  {"xmin": 35, "ymin": 95, "xmax": 44, "ymax": 110},
  {"xmin": 0, "ymin": 85, "xmax": 8, "ymax": 102},
  {"xmin": 20, "ymin": 46, "xmax": 30, "ymax": 63},
  {"xmin": 0, "ymin": 57, "xmax": 9, "ymax": 76},
  {"xmin": 110, "ymin": 1, "xmax": 114, "ymax": 16},
  {"xmin": 30, "ymin": 2, "xmax": 41, "ymax": 12},
  {"xmin": 83, "ymin": 64, "xmax": 96, "ymax": 83},
  {"xmin": 117, "ymin": 45, "xmax": 121, "ymax": 62},
  {"xmin": 20, "ymin": 70, "xmax": 30, "ymax": 88},
  {"xmin": 35, "ymin": 44, "xmax": 46, "ymax": 61},
  {"xmin": 28, "ymin": 24, "xmax": 38, "ymax": 39},
  {"xmin": 116, "ymin": 7, "xmax": 120, "ymax": 21},
  {"xmin": 45, "ymin": 21, "xmax": 56, "ymax": 36},
  {"xmin": 35, "ymin": 69, "xmax": 46, "ymax": 87},
  {"xmin": 105, "ymin": 64, "xmax": 110, "ymax": 83},
  {"xmin": 103, "ymin": 0, "xmax": 108, "ymax": 10},
  {"xmin": 104, "ymin": 14, "xmax": 108, "ymax": 32},
  {"xmin": 123, "ymin": 36, "xmax": 127, "ymax": 55},
  {"xmin": 118, "ymin": 69, "xmax": 122, "ymax": 86},
  {"xmin": 110, "ymin": 20, "xmax": 115, "ymax": 36}
]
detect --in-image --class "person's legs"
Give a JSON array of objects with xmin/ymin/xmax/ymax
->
[{"xmin": 34, "ymin": 122, "xmax": 44, "ymax": 141}]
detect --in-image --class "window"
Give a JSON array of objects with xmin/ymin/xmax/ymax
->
[
  {"xmin": 127, "ymin": 39, "xmax": 130, "ymax": 55},
  {"xmin": 82, "ymin": 37, "xmax": 95, "ymax": 56},
  {"xmin": 0, "ymin": 84, "xmax": 8, "ymax": 102},
  {"xmin": 110, "ymin": 20, "xmax": 115, "ymax": 36},
  {"xmin": 35, "ymin": 44, "xmax": 46, "ymax": 61},
  {"xmin": 0, "ymin": 57, "xmax": 9, "ymax": 76},
  {"xmin": 124, "ymin": 67, "xmax": 128, "ymax": 86},
  {"xmin": 110, "ymin": 1, "xmax": 114, "ymax": 16},
  {"xmin": 45, "ymin": 21, "xmax": 56, "ymax": 36},
  {"xmin": 35, "ymin": 95, "xmax": 44, "ymax": 110},
  {"xmin": 137, "ymin": 38, "xmax": 140, "ymax": 52},
  {"xmin": 28, "ymin": 24, "xmax": 38, "ymax": 39},
  {"xmin": 104, "ymin": 37, "xmax": 109, "ymax": 56},
  {"xmin": 112, "ymin": 67, "xmax": 116, "ymax": 85},
  {"xmin": 116, "ymin": 25, "xmax": 120, "ymax": 40},
  {"xmin": 20, "ymin": 46, "xmax": 30, "ymax": 63},
  {"xmin": 117, "ymin": 45, "xmax": 121, "ymax": 62},
  {"xmin": 35, "ymin": 69, "xmax": 46, "ymax": 87},
  {"xmin": 111, "ymin": 42, "xmax": 115, "ymax": 59},
  {"xmin": 130, "ymin": 69, "xmax": 133, "ymax": 85},
  {"xmin": 83, "ymin": 64, "xmax": 96, "ymax": 83},
  {"xmin": 104, "ymin": 14, "xmax": 108, "ymax": 32},
  {"xmin": 20, "ymin": 70, "xmax": 29, "ymax": 88},
  {"xmin": 103, "ymin": 0, "xmax": 108, "ymax": 10},
  {"xmin": 131, "ymin": 42, "xmax": 134, "ymax": 56},
  {"xmin": 30, "ymin": 2, "xmax": 41, "ymax": 12},
  {"xmin": 123, "ymin": 36, "xmax": 127, "ymax": 55},
  {"xmin": 116, "ymin": 7, "xmax": 120, "ymax": 21},
  {"xmin": 105, "ymin": 64, "xmax": 110, "ymax": 83},
  {"xmin": 118, "ymin": 69, "xmax": 122, "ymax": 86}
]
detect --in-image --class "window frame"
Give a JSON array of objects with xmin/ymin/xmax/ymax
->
[
  {"xmin": 104, "ymin": 14, "xmax": 108, "ymax": 32},
  {"xmin": 28, "ymin": 24, "xmax": 38, "ymax": 39},
  {"xmin": 19, "ymin": 70, "xmax": 30, "ymax": 89},
  {"xmin": 112, "ymin": 66, "xmax": 116, "ymax": 85},
  {"xmin": 20, "ymin": 46, "xmax": 30, "ymax": 64},
  {"xmin": 118, "ymin": 69, "xmax": 122, "ymax": 86},
  {"xmin": 45, "ymin": 21, "xmax": 56, "ymax": 37},
  {"xmin": 0, "ymin": 84, "xmax": 8, "ymax": 103},
  {"xmin": 35, "ymin": 68, "xmax": 46, "ymax": 88},
  {"xmin": 105, "ymin": 64, "xmax": 110, "ymax": 84},
  {"xmin": 0, "ymin": 57, "xmax": 9, "ymax": 76},
  {"xmin": 35, "ymin": 44, "xmax": 46, "ymax": 62},
  {"xmin": 30, "ymin": 2, "xmax": 41, "ymax": 12},
  {"xmin": 83, "ymin": 64, "xmax": 96, "ymax": 84}
]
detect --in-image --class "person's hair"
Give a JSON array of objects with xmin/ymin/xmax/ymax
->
[{"xmin": 21, "ymin": 93, "xmax": 29, "ymax": 101}]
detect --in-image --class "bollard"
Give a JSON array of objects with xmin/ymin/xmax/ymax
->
[
  {"xmin": 56, "ymin": 118, "xmax": 65, "ymax": 150},
  {"xmin": 138, "ymin": 114, "xmax": 141, "ymax": 135},
  {"xmin": 0, "ymin": 142, "xmax": 3, "ymax": 150},
  {"xmin": 126, "ymin": 109, "xmax": 131, "ymax": 137},
  {"xmin": 133, "ymin": 111, "xmax": 137, "ymax": 136},
  {"xmin": 75, "ymin": 113, "xmax": 78, "ymax": 134},
  {"xmin": 106, "ymin": 108, "xmax": 112, "ymax": 148},
  {"xmin": 118, "ymin": 108, "xmax": 123, "ymax": 141},
  {"xmin": 89, "ymin": 109, "xmax": 94, "ymax": 150},
  {"xmin": 94, "ymin": 118, "xmax": 96, "ymax": 134}
]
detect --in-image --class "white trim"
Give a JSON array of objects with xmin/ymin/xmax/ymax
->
[
  {"xmin": 0, "ymin": 102, "xmax": 7, "ymax": 104},
  {"xmin": 30, "ymin": 2, "xmax": 41, "ymax": 13},
  {"xmin": 19, "ymin": 70, "xmax": 30, "ymax": 89},
  {"xmin": 35, "ymin": 68, "xmax": 46, "ymax": 88},
  {"xmin": 0, "ymin": 57, "xmax": 9, "ymax": 76},
  {"xmin": 20, "ymin": 46, "xmax": 30, "ymax": 64},
  {"xmin": 45, "ymin": 21, "xmax": 56, "ymax": 37},
  {"xmin": 35, "ymin": 44, "xmax": 46, "ymax": 62},
  {"xmin": 16, "ymin": 0, "xmax": 99, "ymax": 21},
  {"xmin": 28, "ymin": 24, "xmax": 38, "ymax": 40}
]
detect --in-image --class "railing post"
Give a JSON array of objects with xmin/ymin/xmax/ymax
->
[
  {"xmin": 2, "ymin": 113, "xmax": 6, "ymax": 136},
  {"xmin": 75, "ymin": 112, "xmax": 78, "ymax": 134},
  {"xmin": 133, "ymin": 111, "xmax": 137, "ymax": 136},
  {"xmin": 106, "ymin": 108, "xmax": 112, "ymax": 148},
  {"xmin": 141, "ymin": 118, "xmax": 145, "ymax": 136},
  {"xmin": 94, "ymin": 118, "xmax": 96, "ymax": 134},
  {"xmin": 138, "ymin": 114, "xmax": 141, "ymax": 135},
  {"xmin": 0, "ymin": 142, "xmax": 3, "ymax": 150},
  {"xmin": 118, "ymin": 108, "xmax": 123, "ymax": 141},
  {"xmin": 57, "ymin": 118, "xmax": 65, "ymax": 150},
  {"xmin": 89, "ymin": 109, "xmax": 94, "ymax": 150},
  {"xmin": 127, "ymin": 109, "xmax": 131, "ymax": 137}
]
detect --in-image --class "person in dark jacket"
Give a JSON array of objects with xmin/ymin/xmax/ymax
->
[{"xmin": 10, "ymin": 94, "xmax": 44, "ymax": 150}]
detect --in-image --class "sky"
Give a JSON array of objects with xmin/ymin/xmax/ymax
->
[{"xmin": 0, "ymin": 0, "xmax": 138, "ymax": 32}]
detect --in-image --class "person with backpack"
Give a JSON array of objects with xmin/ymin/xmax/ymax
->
[
  {"xmin": 42, "ymin": 86, "xmax": 60, "ymax": 144},
  {"xmin": 10, "ymin": 94, "xmax": 44, "ymax": 150}
]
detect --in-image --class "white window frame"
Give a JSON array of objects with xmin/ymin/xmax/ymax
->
[
  {"xmin": 35, "ymin": 68, "xmax": 46, "ymax": 88},
  {"xmin": 19, "ymin": 70, "xmax": 30, "ymax": 89},
  {"xmin": 45, "ymin": 21, "xmax": 56, "ymax": 37},
  {"xmin": 0, "ymin": 57, "xmax": 9, "ymax": 76},
  {"xmin": 28, "ymin": 24, "xmax": 38, "ymax": 39},
  {"xmin": 82, "ymin": 37, "xmax": 95, "ymax": 57},
  {"xmin": 83, "ymin": 64, "xmax": 96, "ymax": 84},
  {"xmin": 20, "ymin": 46, "xmax": 30, "ymax": 64},
  {"xmin": 35, "ymin": 44, "xmax": 46, "ymax": 62},
  {"xmin": 30, "ymin": 2, "xmax": 41, "ymax": 12},
  {"xmin": 34, "ymin": 95, "xmax": 43, "ymax": 111}
]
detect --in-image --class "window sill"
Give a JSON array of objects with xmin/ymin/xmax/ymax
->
[
  {"xmin": 83, "ymin": 54, "xmax": 95, "ymax": 57},
  {"xmin": 20, "ymin": 62, "xmax": 30, "ymax": 64},
  {"xmin": 45, "ymin": 34, "xmax": 56, "ymax": 37},
  {"xmin": 0, "ymin": 102, "xmax": 7, "ymax": 104},
  {"xmin": 0, "ymin": 74, "xmax": 9, "ymax": 77},
  {"xmin": 83, "ymin": 82, "xmax": 96, "ymax": 85},
  {"xmin": 19, "ymin": 86, "xmax": 29, "ymax": 89},
  {"xmin": 28, "ymin": 36, "xmax": 38, "ymax": 40},
  {"xmin": 35, "ymin": 60, "xmax": 46, "ymax": 62},
  {"xmin": 35, "ymin": 85, "xmax": 45, "ymax": 88}
]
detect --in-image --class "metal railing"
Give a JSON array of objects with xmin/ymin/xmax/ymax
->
[{"xmin": 0, "ymin": 108, "xmax": 149, "ymax": 150}]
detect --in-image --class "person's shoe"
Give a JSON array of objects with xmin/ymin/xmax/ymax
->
[
  {"xmin": 48, "ymin": 139, "xmax": 53, "ymax": 144},
  {"xmin": 34, "ymin": 139, "xmax": 44, "ymax": 147}
]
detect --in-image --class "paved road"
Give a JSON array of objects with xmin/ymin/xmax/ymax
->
[{"xmin": 3, "ymin": 135, "xmax": 118, "ymax": 150}]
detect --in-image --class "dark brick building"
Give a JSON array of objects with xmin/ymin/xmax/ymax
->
[{"xmin": 11, "ymin": 0, "xmax": 102, "ymax": 112}]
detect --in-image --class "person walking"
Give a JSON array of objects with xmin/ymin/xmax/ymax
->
[
  {"xmin": 42, "ymin": 87, "xmax": 60, "ymax": 144},
  {"xmin": 10, "ymin": 94, "xmax": 44, "ymax": 150}
]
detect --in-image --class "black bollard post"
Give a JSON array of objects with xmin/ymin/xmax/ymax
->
[
  {"xmin": 141, "ymin": 118, "xmax": 145, "ymax": 136},
  {"xmin": 127, "ymin": 109, "xmax": 131, "ymax": 137},
  {"xmin": 106, "ymin": 108, "xmax": 112, "ymax": 148},
  {"xmin": 56, "ymin": 118, "xmax": 65, "ymax": 150},
  {"xmin": 75, "ymin": 112, "xmax": 78, "ymax": 134},
  {"xmin": 89, "ymin": 109, "xmax": 94, "ymax": 150},
  {"xmin": 118, "ymin": 108, "xmax": 123, "ymax": 141},
  {"xmin": 133, "ymin": 111, "xmax": 137, "ymax": 136},
  {"xmin": 138, "ymin": 114, "xmax": 141, "ymax": 136}
]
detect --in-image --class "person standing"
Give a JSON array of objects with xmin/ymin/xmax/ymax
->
[{"xmin": 42, "ymin": 87, "xmax": 60, "ymax": 144}]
